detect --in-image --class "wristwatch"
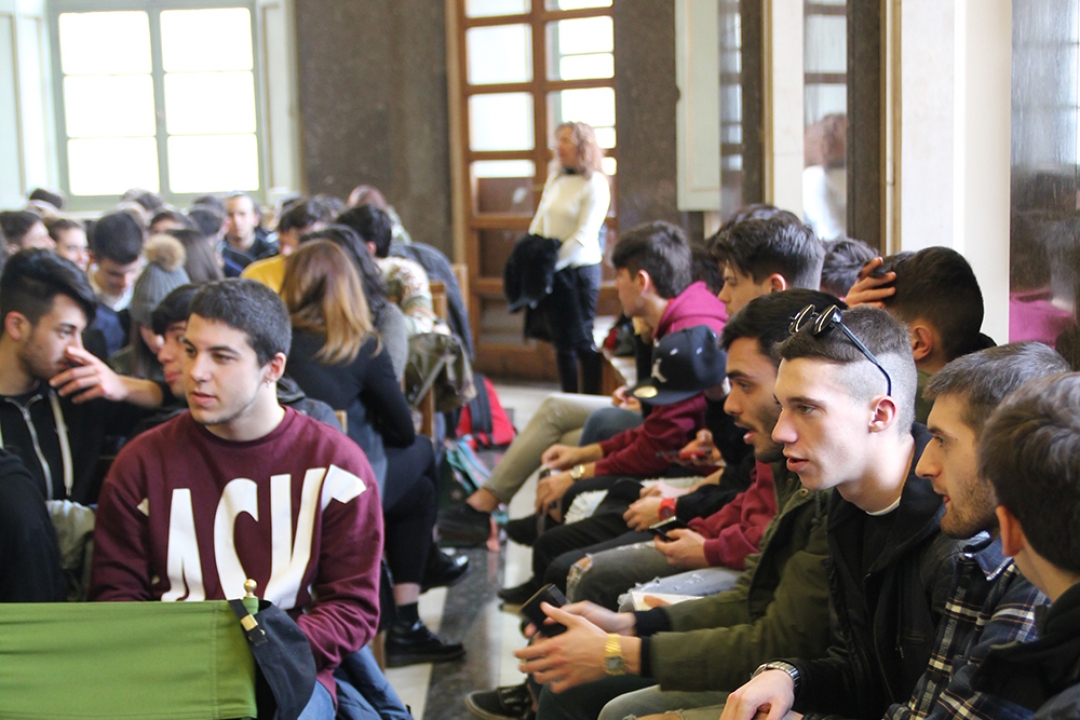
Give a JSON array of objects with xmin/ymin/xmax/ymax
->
[
  {"xmin": 753, "ymin": 660, "xmax": 800, "ymax": 694},
  {"xmin": 604, "ymin": 634, "xmax": 625, "ymax": 675},
  {"xmin": 570, "ymin": 464, "xmax": 587, "ymax": 480}
]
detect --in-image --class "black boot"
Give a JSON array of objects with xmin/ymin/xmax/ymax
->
[
  {"xmin": 421, "ymin": 547, "xmax": 470, "ymax": 593},
  {"xmin": 385, "ymin": 619, "xmax": 465, "ymax": 667}
]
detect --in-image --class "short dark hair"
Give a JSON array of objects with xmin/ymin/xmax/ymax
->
[
  {"xmin": 721, "ymin": 289, "xmax": 843, "ymax": 364},
  {"xmin": 188, "ymin": 279, "xmax": 291, "ymax": 366},
  {"xmin": 45, "ymin": 217, "xmax": 84, "ymax": 240},
  {"xmin": 0, "ymin": 248, "xmax": 96, "ymax": 333},
  {"xmin": 0, "ymin": 211, "xmax": 44, "ymax": 247},
  {"xmin": 610, "ymin": 221, "xmax": 692, "ymax": 299},
  {"xmin": 302, "ymin": 225, "xmax": 388, "ymax": 318},
  {"xmin": 711, "ymin": 215, "xmax": 825, "ymax": 290},
  {"xmin": 924, "ymin": 342, "xmax": 1069, "ymax": 438},
  {"xmin": 188, "ymin": 205, "xmax": 225, "ymax": 238},
  {"xmin": 190, "ymin": 194, "xmax": 226, "ymax": 215},
  {"xmin": 979, "ymin": 372, "xmax": 1080, "ymax": 575},
  {"xmin": 150, "ymin": 208, "xmax": 194, "ymax": 231},
  {"xmin": 278, "ymin": 197, "xmax": 336, "ymax": 234},
  {"xmin": 121, "ymin": 189, "xmax": 166, "ymax": 213},
  {"xmin": 226, "ymin": 192, "xmax": 261, "ymax": 218},
  {"xmin": 29, "ymin": 188, "xmax": 65, "ymax": 210},
  {"xmin": 90, "ymin": 212, "xmax": 145, "ymax": 264},
  {"xmin": 779, "ymin": 305, "xmax": 918, "ymax": 430},
  {"xmin": 151, "ymin": 283, "xmax": 200, "ymax": 335},
  {"xmin": 336, "ymin": 205, "xmax": 393, "ymax": 258},
  {"xmin": 820, "ymin": 237, "xmax": 876, "ymax": 297},
  {"xmin": 691, "ymin": 242, "xmax": 724, "ymax": 295},
  {"xmin": 880, "ymin": 247, "xmax": 984, "ymax": 361},
  {"xmin": 717, "ymin": 203, "xmax": 794, "ymax": 231}
]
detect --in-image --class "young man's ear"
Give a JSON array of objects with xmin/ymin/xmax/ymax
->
[
  {"xmin": 997, "ymin": 505, "xmax": 1026, "ymax": 558},
  {"xmin": 263, "ymin": 352, "xmax": 288, "ymax": 385},
  {"xmin": 909, "ymin": 323, "xmax": 936, "ymax": 363},
  {"xmin": 635, "ymin": 268, "xmax": 652, "ymax": 294},
  {"xmin": 2, "ymin": 311, "xmax": 30, "ymax": 342},
  {"xmin": 868, "ymin": 395, "xmax": 899, "ymax": 433},
  {"xmin": 765, "ymin": 273, "xmax": 789, "ymax": 293}
]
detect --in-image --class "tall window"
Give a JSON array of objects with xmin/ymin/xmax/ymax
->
[
  {"xmin": 52, "ymin": 3, "xmax": 261, "ymax": 208},
  {"xmin": 454, "ymin": 0, "xmax": 617, "ymax": 375}
]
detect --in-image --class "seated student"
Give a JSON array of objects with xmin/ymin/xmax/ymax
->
[
  {"xmin": 88, "ymin": 211, "xmax": 146, "ymax": 356},
  {"xmin": 968, "ymin": 372, "xmax": 1080, "ymax": 717},
  {"xmin": 29, "ymin": 187, "xmax": 65, "ymax": 212},
  {"xmin": 166, "ymin": 227, "xmax": 223, "ymax": 284},
  {"xmin": 242, "ymin": 196, "xmax": 335, "ymax": 291},
  {"xmin": 0, "ymin": 249, "xmax": 163, "ymax": 504},
  {"xmin": 0, "ymin": 210, "xmax": 53, "ymax": 253},
  {"xmin": 336, "ymin": 204, "xmax": 446, "ymax": 337},
  {"xmin": 845, "ymin": 246, "xmax": 992, "ymax": 421},
  {"xmin": 221, "ymin": 192, "xmax": 275, "ymax": 275},
  {"xmin": 89, "ymin": 279, "xmax": 385, "ymax": 718},
  {"xmin": 470, "ymin": 291, "xmax": 837, "ymax": 720},
  {"xmin": 705, "ymin": 306, "xmax": 961, "ymax": 720},
  {"xmin": 0, "ymin": 447, "xmax": 65, "ymax": 602},
  {"xmin": 46, "ymin": 217, "xmax": 90, "ymax": 272},
  {"xmin": 712, "ymin": 213, "xmax": 826, "ymax": 316},
  {"xmin": 109, "ymin": 234, "xmax": 190, "ymax": 381},
  {"xmin": 148, "ymin": 208, "xmax": 194, "ymax": 234},
  {"xmin": 281, "ymin": 241, "xmax": 466, "ymax": 667}
]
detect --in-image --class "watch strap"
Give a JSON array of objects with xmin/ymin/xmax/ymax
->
[{"xmin": 752, "ymin": 660, "xmax": 800, "ymax": 695}]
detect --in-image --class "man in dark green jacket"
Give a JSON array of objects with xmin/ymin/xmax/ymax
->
[{"xmin": 477, "ymin": 291, "xmax": 838, "ymax": 720}]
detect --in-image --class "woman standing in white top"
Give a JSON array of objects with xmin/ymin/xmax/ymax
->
[{"xmin": 529, "ymin": 121, "xmax": 612, "ymax": 394}]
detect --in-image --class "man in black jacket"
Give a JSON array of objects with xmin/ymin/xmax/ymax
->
[
  {"xmin": 971, "ymin": 373, "xmax": 1080, "ymax": 719},
  {"xmin": 0, "ymin": 448, "xmax": 64, "ymax": 601},
  {"xmin": 719, "ymin": 305, "xmax": 961, "ymax": 720}
]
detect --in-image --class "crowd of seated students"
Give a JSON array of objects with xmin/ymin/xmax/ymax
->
[
  {"xmin": 3, "ymin": 181, "xmax": 1080, "ymax": 720},
  {"xmin": 0, "ymin": 184, "xmax": 477, "ymax": 718}
]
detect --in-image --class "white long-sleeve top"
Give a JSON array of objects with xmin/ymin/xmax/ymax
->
[{"xmin": 528, "ymin": 169, "xmax": 611, "ymax": 270}]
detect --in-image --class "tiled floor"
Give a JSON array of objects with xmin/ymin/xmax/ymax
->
[{"xmin": 385, "ymin": 381, "xmax": 558, "ymax": 720}]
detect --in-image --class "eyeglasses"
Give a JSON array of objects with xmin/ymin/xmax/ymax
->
[{"xmin": 789, "ymin": 304, "xmax": 893, "ymax": 396}]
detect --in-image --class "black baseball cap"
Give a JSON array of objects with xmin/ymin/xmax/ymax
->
[{"xmin": 630, "ymin": 325, "xmax": 727, "ymax": 405}]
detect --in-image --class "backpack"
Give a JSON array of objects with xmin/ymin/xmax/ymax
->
[{"xmin": 455, "ymin": 373, "xmax": 516, "ymax": 449}]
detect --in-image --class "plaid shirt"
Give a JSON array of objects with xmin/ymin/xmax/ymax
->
[{"xmin": 885, "ymin": 535, "xmax": 1044, "ymax": 720}]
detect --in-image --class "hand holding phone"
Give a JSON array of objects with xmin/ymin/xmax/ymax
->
[
  {"xmin": 647, "ymin": 517, "xmax": 686, "ymax": 541},
  {"xmin": 520, "ymin": 583, "xmax": 569, "ymax": 636}
]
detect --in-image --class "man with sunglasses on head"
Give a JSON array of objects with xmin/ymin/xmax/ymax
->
[{"xmin": 716, "ymin": 305, "xmax": 965, "ymax": 720}]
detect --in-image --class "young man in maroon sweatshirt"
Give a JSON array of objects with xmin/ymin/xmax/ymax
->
[{"xmin": 89, "ymin": 279, "xmax": 385, "ymax": 719}]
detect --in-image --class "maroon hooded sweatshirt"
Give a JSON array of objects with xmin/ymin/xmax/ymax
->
[
  {"xmin": 594, "ymin": 281, "xmax": 728, "ymax": 477},
  {"xmin": 90, "ymin": 407, "xmax": 383, "ymax": 701}
]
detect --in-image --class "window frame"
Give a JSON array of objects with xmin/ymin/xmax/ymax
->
[{"xmin": 47, "ymin": 0, "xmax": 268, "ymax": 212}]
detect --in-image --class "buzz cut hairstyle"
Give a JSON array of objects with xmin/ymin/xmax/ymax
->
[
  {"xmin": 710, "ymin": 214, "xmax": 825, "ymax": 291},
  {"xmin": 924, "ymin": 342, "xmax": 1070, "ymax": 439},
  {"xmin": 880, "ymin": 247, "xmax": 984, "ymax": 362},
  {"xmin": 188, "ymin": 278, "xmax": 291, "ymax": 367},
  {"xmin": 978, "ymin": 372, "xmax": 1080, "ymax": 575},
  {"xmin": 777, "ymin": 305, "xmax": 918, "ymax": 431}
]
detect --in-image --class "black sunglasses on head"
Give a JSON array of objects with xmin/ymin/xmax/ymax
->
[{"xmin": 788, "ymin": 304, "xmax": 893, "ymax": 396}]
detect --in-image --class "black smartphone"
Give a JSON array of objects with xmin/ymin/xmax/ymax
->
[
  {"xmin": 520, "ymin": 583, "xmax": 569, "ymax": 636},
  {"xmin": 655, "ymin": 449, "xmax": 709, "ymax": 460},
  {"xmin": 647, "ymin": 517, "xmax": 686, "ymax": 541}
]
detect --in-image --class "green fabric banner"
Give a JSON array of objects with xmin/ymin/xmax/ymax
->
[{"xmin": 0, "ymin": 601, "xmax": 257, "ymax": 719}]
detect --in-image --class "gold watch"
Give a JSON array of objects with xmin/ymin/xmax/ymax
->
[
  {"xmin": 570, "ymin": 464, "xmax": 586, "ymax": 480},
  {"xmin": 604, "ymin": 634, "xmax": 625, "ymax": 675}
]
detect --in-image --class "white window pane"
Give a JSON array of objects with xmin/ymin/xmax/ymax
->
[
  {"xmin": 58, "ymin": 12, "xmax": 150, "ymax": 75},
  {"xmin": 593, "ymin": 126, "xmax": 616, "ymax": 149},
  {"xmin": 546, "ymin": 0, "xmax": 611, "ymax": 8},
  {"xmin": 473, "ymin": 159, "xmax": 535, "ymax": 178},
  {"xmin": 161, "ymin": 8, "xmax": 253, "ymax": 72},
  {"xmin": 550, "ymin": 17, "xmax": 613, "ymax": 56},
  {"xmin": 466, "ymin": 0, "xmax": 529, "ymax": 17},
  {"xmin": 469, "ymin": 93, "xmax": 534, "ymax": 151},
  {"xmin": 467, "ymin": 25, "xmax": 532, "ymax": 85},
  {"xmin": 168, "ymin": 135, "xmax": 259, "ymax": 193},
  {"xmin": 804, "ymin": 15, "xmax": 846, "ymax": 73},
  {"xmin": 68, "ymin": 137, "xmax": 159, "ymax": 196},
  {"xmin": 555, "ymin": 53, "xmax": 613, "ymax": 81},
  {"xmin": 64, "ymin": 75, "xmax": 156, "ymax": 138},
  {"xmin": 550, "ymin": 87, "xmax": 615, "ymax": 129},
  {"xmin": 165, "ymin": 72, "xmax": 257, "ymax": 135},
  {"xmin": 601, "ymin": 156, "xmax": 616, "ymax": 176}
]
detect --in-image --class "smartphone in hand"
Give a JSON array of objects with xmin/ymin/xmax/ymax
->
[
  {"xmin": 647, "ymin": 517, "xmax": 687, "ymax": 541},
  {"xmin": 520, "ymin": 583, "xmax": 569, "ymax": 636}
]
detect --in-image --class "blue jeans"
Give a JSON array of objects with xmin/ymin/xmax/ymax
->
[{"xmin": 297, "ymin": 647, "xmax": 412, "ymax": 720}]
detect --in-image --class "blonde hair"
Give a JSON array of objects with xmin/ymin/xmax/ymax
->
[
  {"xmin": 556, "ymin": 121, "xmax": 605, "ymax": 179},
  {"xmin": 281, "ymin": 240, "xmax": 376, "ymax": 364}
]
